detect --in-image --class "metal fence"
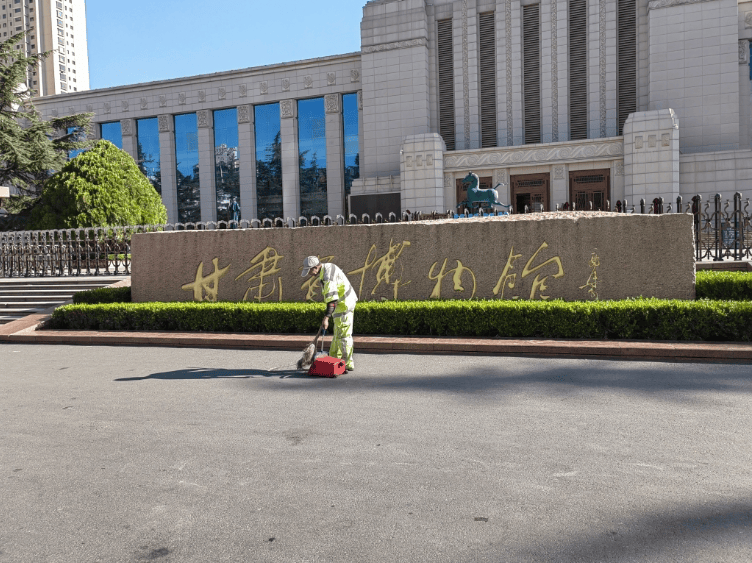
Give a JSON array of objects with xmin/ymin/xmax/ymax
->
[{"xmin": 1, "ymin": 195, "xmax": 750, "ymax": 277}]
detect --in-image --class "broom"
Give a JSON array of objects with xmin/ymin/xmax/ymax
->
[{"xmin": 296, "ymin": 325, "xmax": 326, "ymax": 370}]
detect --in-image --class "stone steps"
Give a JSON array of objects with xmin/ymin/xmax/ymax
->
[{"xmin": 0, "ymin": 276, "xmax": 128, "ymax": 325}]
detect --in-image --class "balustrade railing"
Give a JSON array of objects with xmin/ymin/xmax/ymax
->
[{"xmin": 1, "ymin": 196, "xmax": 749, "ymax": 277}]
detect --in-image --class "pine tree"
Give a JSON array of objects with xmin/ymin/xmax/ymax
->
[{"xmin": 0, "ymin": 32, "xmax": 92, "ymax": 205}]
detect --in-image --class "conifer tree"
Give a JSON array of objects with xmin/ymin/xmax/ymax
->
[{"xmin": 0, "ymin": 31, "xmax": 92, "ymax": 204}]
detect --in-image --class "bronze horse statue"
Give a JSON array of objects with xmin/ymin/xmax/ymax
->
[{"xmin": 460, "ymin": 172, "xmax": 511, "ymax": 211}]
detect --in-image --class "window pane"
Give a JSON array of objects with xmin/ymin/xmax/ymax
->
[
  {"xmin": 213, "ymin": 108, "xmax": 240, "ymax": 221},
  {"xmin": 136, "ymin": 118, "xmax": 161, "ymax": 196},
  {"xmin": 67, "ymin": 125, "xmax": 85, "ymax": 159},
  {"xmin": 174, "ymin": 113, "xmax": 201, "ymax": 223},
  {"xmin": 342, "ymin": 93, "xmax": 359, "ymax": 197},
  {"xmin": 298, "ymin": 97, "xmax": 327, "ymax": 218},
  {"xmin": 100, "ymin": 121, "xmax": 122, "ymax": 149},
  {"xmin": 254, "ymin": 103, "xmax": 282, "ymax": 220}
]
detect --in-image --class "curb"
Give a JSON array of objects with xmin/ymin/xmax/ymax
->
[{"xmin": 1, "ymin": 324, "xmax": 751, "ymax": 363}]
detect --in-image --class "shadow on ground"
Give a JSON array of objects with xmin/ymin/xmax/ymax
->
[
  {"xmin": 474, "ymin": 499, "xmax": 752, "ymax": 562},
  {"xmin": 115, "ymin": 367, "xmax": 308, "ymax": 381}
]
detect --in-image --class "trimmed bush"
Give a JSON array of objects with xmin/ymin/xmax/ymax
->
[
  {"xmin": 73, "ymin": 286, "xmax": 131, "ymax": 305},
  {"xmin": 28, "ymin": 140, "xmax": 167, "ymax": 230},
  {"xmin": 49, "ymin": 298, "xmax": 752, "ymax": 342},
  {"xmin": 695, "ymin": 270, "xmax": 752, "ymax": 301}
]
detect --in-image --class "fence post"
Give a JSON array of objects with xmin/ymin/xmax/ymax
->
[
  {"xmin": 714, "ymin": 193, "xmax": 723, "ymax": 261},
  {"xmin": 676, "ymin": 195, "xmax": 682, "ymax": 213},
  {"xmin": 640, "ymin": 199, "xmax": 646, "ymax": 214},
  {"xmin": 734, "ymin": 192, "xmax": 742, "ymax": 261}
]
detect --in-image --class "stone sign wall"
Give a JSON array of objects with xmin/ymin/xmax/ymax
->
[{"xmin": 131, "ymin": 213, "xmax": 695, "ymax": 304}]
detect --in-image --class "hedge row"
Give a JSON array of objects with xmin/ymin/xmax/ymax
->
[
  {"xmin": 73, "ymin": 286, "xmax": 131, "ymax": 304},
  {"xmin": 49, "ymin": 299, "xmax": 752, "ymax": 341},
  {"xmin": 695, "ymin": 270, "xmax": 752, "ymax": 300}
]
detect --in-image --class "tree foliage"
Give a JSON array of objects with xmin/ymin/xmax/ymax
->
[
  {"xmin": 28, "ymin": 140, "xmax": 167, "ymax": 229},
  {"xmin": 0, "ymin": 32, "xmax": 92, "ymax": 200}
]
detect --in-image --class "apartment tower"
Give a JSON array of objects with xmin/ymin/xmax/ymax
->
[{"xmin": 1, "ymin": 0, "xmax": 89, "ymax": 96}]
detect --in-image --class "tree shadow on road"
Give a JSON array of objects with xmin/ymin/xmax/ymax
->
[
  {"xmin": 473, "ymin": 499, "xmax": 752, "ymax": 562},
  {"xmin": 115, "ymin": 367, "xmax": 309, "ymax": 381}
]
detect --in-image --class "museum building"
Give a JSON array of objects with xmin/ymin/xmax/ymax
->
[{"xmin": 31, "ymin": 0, "xmax": 752, "ymax": 223}]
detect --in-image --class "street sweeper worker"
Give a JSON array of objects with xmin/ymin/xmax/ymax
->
[{"xmin": 301, "ymin": 256, "xmax": 358, "ymax": 372}]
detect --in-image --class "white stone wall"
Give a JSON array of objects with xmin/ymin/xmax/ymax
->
[
  {"xmin": 361, "ymin": 0, "xmax": 431, "ymax": 178},
  {"xmin": 679, "ymin": 149, "xmax": 752, "ymax": 202},
  {"xmin": 648, "ymin": 0, "xmax": 740, "ymax": 153}
]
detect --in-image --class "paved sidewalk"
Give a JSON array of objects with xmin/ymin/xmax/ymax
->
[{"xmin": 1, "ymin": 312, "xmax": 750, "ymax": 363}]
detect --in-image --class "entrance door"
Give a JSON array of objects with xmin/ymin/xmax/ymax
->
[
  {"xmin": 510, "ymin": 173, "xmax": 550, "ymax": 213},
  {"xmin": 569, "ymin": 169, "xmax": 610, "ymax": 211},
  {"xmin": 456, "ymin": 175, "xmax": 493, "ymax": 209}
]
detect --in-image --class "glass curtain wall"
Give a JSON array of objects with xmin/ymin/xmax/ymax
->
[
  {"xmin": 213, "ymin": 108, "xmax": 240, "ymax": 221},
  {"xmin": 174, "ymin": 113, "xmax": 201, "ymax": 223},
  {"xmin": 298, "ymin": 98, "xmax": 327, "ymax": 218},
  {"xmin": 342, "ymin": 93, "xmax": 360, "ymax": 200},
  {"xmin": 136, "ymin": 118, "xmax": 161, "ymax": 195},
  {"xmin": 254, "ymin": 103, "xmax": 283, "ymax": 220},
  {"xmin": 100, "ymin": 121, "xmax": 122, "ymax": 149}
]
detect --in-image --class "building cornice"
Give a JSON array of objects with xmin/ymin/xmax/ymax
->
[
  {"xmin": 443, "ymin": 137, "xmax": 624, "ymax": 170},
  {"xmin": 648, "ymin": 0, "xmax": 717, "ymax": 10},
  {"xmin": 32, "ymin": 52, "xmax": 361, "ymax": 104},
  {"xmin": 362, "ymin": 37, "xmax": 428, "ymax": 54}
]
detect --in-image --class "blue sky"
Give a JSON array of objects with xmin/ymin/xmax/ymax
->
[{"xmin": 86, "ymin": 0, "xmax": 364, "ymax": 90}]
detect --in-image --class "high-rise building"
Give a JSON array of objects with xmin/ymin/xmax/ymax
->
[{"xmin": 1, "ymin": 0, "xmax": 89, "ymax": 96}]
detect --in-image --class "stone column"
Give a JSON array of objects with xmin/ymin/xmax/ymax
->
[
  {"xmin": 196, "ymin": 109, "xmax": 216, "ymax": 223},
  {"xmin": 588, "ymin": 0, "xmax": 600, "ymax": 139},
  {"xmin": 325, "ymin": 94, "xmax": 345, "ymax": 218},
  {"xmin": 498, "ymin": 0, "xmax": 523, "ymax": 146},
  {"xmin": 551, "ymin": 164, "xmax": 568, "ymax": 206},
  {"xmin": 623, "ymin": 109, "xmax": 680, "ymax": 204},
  {"xmin": 236, "ymin": 104, "xmax": 257, "ymax": 221},
  {"xmin": 400, "ymin": 133, "xmax": 446, "ymax": 213},
  {"xmin": 452, "ymin": 0, "xmax": 479, "ymax": 150},
  {"xmin": 157, "ymin": 114, "xmax": 178, "ymax": 223},
  {"xmin": 120, "ymin": 118, "xmax": 137, "ymax": 161},
  {"xmin": 280, "ymin": 99, "xmax": 300, "ymax": 220}
]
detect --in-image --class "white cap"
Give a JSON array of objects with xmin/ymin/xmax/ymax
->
[{"xmin": 301, "ymin": 256, "xmax": 321, "ymax": 277}]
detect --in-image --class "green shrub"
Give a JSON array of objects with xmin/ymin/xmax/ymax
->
[
  {"xmin": 696, "ymin": 270, "xmax": 752, "ymax": 300},
  {"xmin": 28, "ymin": 140, "xmax": 167, "ymax": 230},
  {"xmin": 49, "ymin": 298, "xmax": 752, "ymax": 342},
  {"xmin": 73, "ymin": 286, "xmax": 131, "ymax": 304}
]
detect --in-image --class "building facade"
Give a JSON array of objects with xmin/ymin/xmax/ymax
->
[
  {"xmin": 30, "ymin": 0, "xmax": 752, "ymax": 223},
  {"xmin": 3, "ymin": 0, "xmax": 89, "ymax": 96}
]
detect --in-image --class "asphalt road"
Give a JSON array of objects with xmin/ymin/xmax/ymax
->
[{"xmin": 1, "ymin": 344, "xmax": 751, "ymax": 563}]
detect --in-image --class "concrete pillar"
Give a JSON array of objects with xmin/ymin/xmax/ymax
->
[
  {"xmin": 324, "ymin": 94, "xmax": 344, "ymax": 218},
  {"xmin": 541, "ymin": 0, "xmax": 553, "ymax": 143},
  {"xmin": 196, "ymin": 109, "xmax": 216, "ymax": 223},
  {"xmin": 401, "ymin": 133, "xmax": 446, "ymax": 213},
  {"xmin": 236, "ymin": 104, "xmax": 257, "ymax": 220},
  {"xmin": 623, "ymin": 109, "xmax": 680, "ymax": 204},
  {"xmin": 551, "ymin": 163, "xmax": 568, "ymax": 206},
  {"xmin": 498, "ymin": 0, "xmax": 524, "ymax": 146},
  {"xmin": 157, "ymin": 114, "xmax": 178, "ymax": 223},
  {"xmin": 280, "ymin": 99, "xmax": 300, "ymax": 220},
  {"xmin": 120, "ymin": 118, "xmax": 137, "ymax": 161}
]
